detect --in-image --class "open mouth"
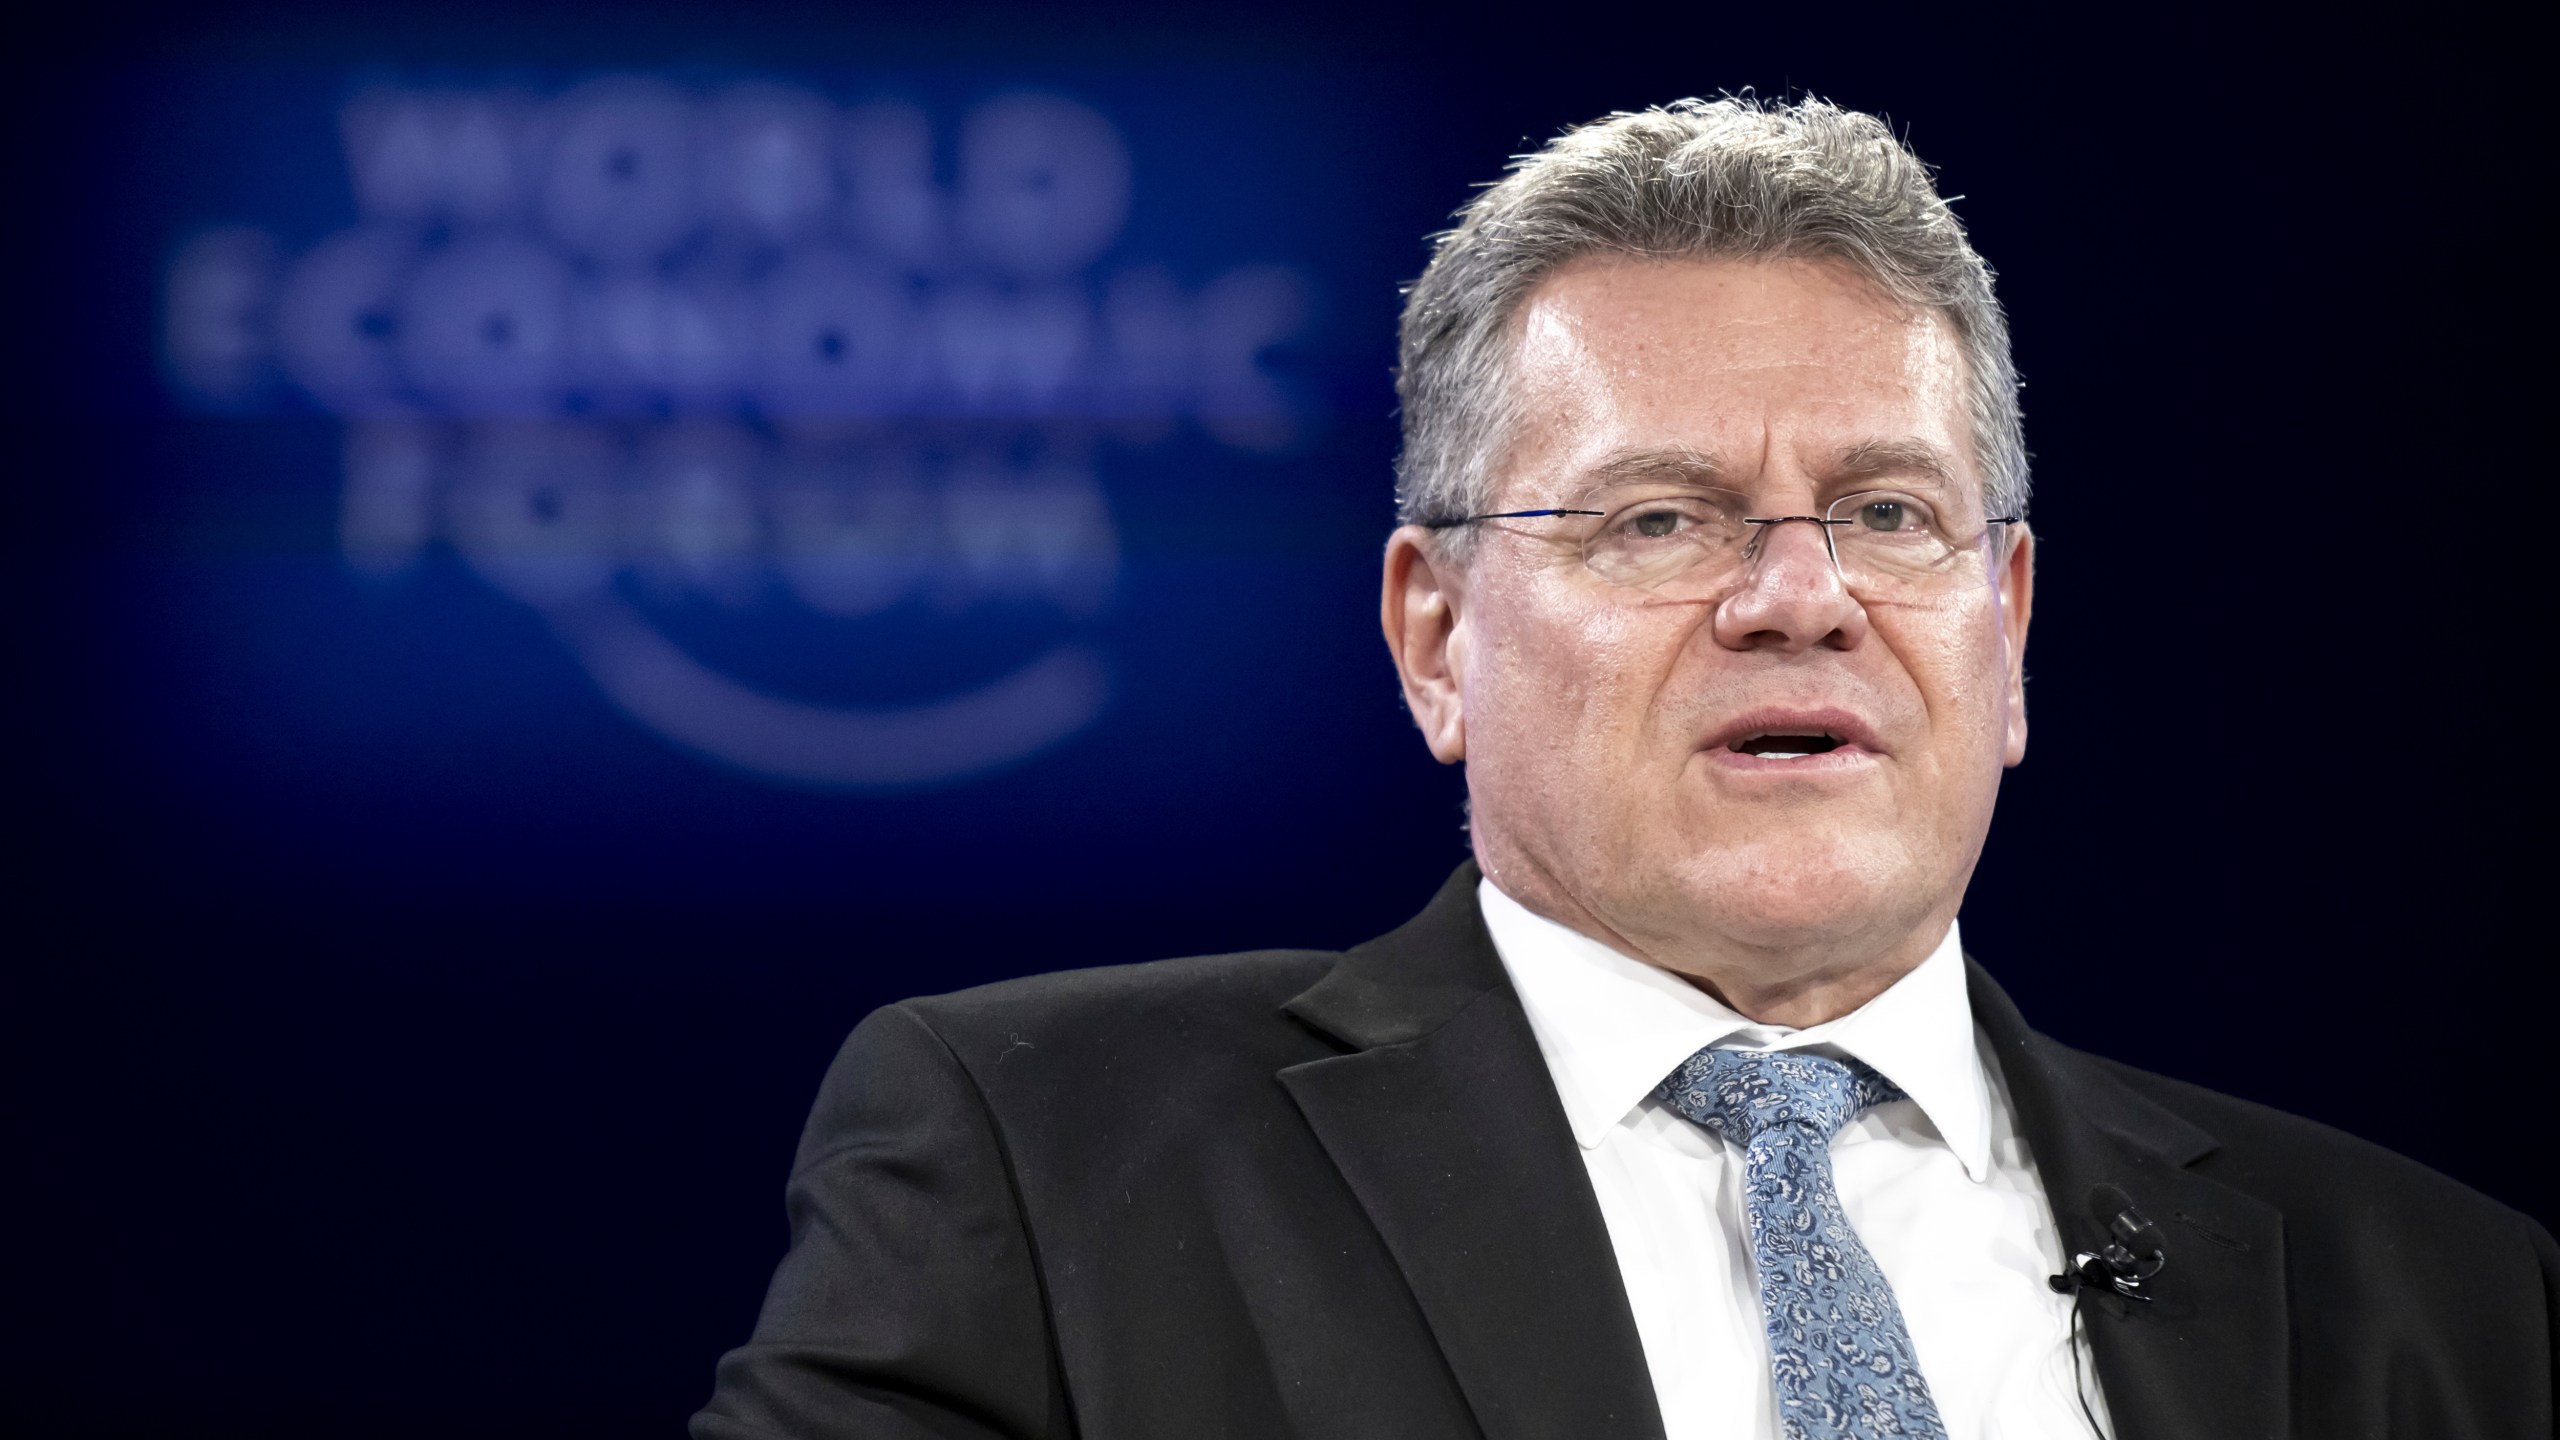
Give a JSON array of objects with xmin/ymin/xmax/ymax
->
[{"xmin": 1728, "ymin": 731, "xmax": 1845, "ymax": 760}]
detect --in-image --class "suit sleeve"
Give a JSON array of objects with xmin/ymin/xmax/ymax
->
[{"xmin": 692, "ymin": 1003, "xmax": 1071, "ymax": 1440}]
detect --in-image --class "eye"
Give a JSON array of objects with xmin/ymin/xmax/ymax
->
[
  {"xmin": 1582, "ymin": 489, "xmax": 1750, "ymax": 588},
  {"xmin": 1603, "ymin": 494, "xmax": 1734, "ymax": 545},
  {"xmin": 1845, "ymin": 494, "xmax": 1938, "ymax": 536}
]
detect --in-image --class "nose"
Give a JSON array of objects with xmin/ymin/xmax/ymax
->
[{"xmin": 1709, "ymin": 516, "xmax": 1871, "ymax": 654}]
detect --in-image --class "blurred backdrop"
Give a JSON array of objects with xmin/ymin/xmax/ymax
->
[{"xmin": 7, "ymin": 3, "xmax": 2536, "ymax": 1435}]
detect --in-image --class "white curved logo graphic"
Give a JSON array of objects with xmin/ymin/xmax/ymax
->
[{"xmin": 164, "ymin": 78, "xmax": 1312, "ymax": 787}]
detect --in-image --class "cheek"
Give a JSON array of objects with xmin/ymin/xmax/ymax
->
[
  {"xmin": 1470, "ymin": 580, "xmax": 1686, "ymax": 759},
  {"xmin": 1894, "ymin": 598, "xmax": 2013, "ymax": 754}
]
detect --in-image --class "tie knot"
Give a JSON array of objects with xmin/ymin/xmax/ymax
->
[{"xmin": 1655, "ymin": 1046, "xmax": 1903, "ymax": 1144}]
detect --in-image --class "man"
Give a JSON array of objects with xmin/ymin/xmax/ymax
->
[{"xmin": 694, "ymin": 99, "xmax": 2555, "ymax": 1439}]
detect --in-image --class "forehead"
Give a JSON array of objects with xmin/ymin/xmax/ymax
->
[{"xmin": 1502, "ymin": 255, "xmax": 1972, "ymax": 490}]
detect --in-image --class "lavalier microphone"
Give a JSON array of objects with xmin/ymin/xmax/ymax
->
[{"xmin": 2047, "ymin": 1183, "xmax": 2168, "ymax": 1302}]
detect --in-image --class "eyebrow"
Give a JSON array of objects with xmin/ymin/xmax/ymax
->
[
  {"xmin": 1563, "ymin": 439, "xmax": 1966, "ymax": 501},
  {"xmin": 1569, "ymin": 445, "xmax": 1733, "ymax": 496},
  {"xmin": 1829, "ymin": 438, "xmax": 1968, "ymax": 490}
]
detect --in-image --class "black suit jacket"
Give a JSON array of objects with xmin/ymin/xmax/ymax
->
[{"xmin": 696, "ymin": 865, "xmax": 2558, "ymax": 1439}]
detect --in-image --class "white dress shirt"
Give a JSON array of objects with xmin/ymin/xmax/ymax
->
[{"xmin": 1478, "ymin": 879, "xmax": 2113, "ymax": 1440}]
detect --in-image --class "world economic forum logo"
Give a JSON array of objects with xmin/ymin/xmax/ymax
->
[{"xmin": 163, "ymin": 76, "xmax": 1311, "ymax": 787}]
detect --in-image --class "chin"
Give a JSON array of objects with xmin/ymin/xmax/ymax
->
[{"xmin": 1647, "ymin": 830, "xmax": 1926, "ymax": 952}]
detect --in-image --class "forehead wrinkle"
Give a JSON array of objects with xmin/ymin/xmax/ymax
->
[{"xmin": 1499, "ymin": 258, "xmax": 1976, "ymax": 514}]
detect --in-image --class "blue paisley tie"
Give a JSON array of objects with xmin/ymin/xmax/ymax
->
[{"xmin": 1656, "ymin": 1047, "xmax": 1950, "ymax": 1440}]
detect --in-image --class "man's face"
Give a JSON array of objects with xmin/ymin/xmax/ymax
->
[{"xmin": 1386, "ymin": 256, "xmax": 2032, "ymax": 984}]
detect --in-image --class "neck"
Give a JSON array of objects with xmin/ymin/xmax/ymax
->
[{"xmin": 1475, "ymin": 847, "xmax": 1957, "ymax": 1029}]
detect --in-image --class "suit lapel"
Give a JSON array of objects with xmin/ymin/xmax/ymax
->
[
  {"xmin": 1280, "ymin": 864, "xmax": 1667, "ymax": 1440},
  {"xmin": 1282, "ymin": 874, "xmax": 2289, "ymax": 1439},
  {"xmin": 1969, "ymin": 961, "xmax": 2291, "ymax": 1440}
]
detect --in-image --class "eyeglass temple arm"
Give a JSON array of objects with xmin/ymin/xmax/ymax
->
[{"xmin": 1417, "ymin": 508, "xmax": 1606, "ymax": 529}]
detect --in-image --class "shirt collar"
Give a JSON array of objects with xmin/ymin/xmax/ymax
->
[{"xmin": 1479, "ymin": 877, "xmax": 1994, "ymax": 1183}]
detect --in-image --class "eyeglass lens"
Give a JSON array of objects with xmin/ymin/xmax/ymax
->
[{"xmin": 1578, "ymin": 488, "xmax": 2002, "ymax": 599}]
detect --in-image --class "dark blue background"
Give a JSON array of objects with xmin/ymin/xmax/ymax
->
[{"xmin": 8, "ymin": 4, "xmax": 2538, "ymax": 1435}]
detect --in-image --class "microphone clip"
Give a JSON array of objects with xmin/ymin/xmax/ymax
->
[{"xmin": 2048, "ymin": 1192, "xmax": 2168, "ymax": 1303}]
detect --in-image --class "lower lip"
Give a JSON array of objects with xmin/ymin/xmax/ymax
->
[{"xmin": 1704, "ymin": 743, "xmax": 1878, "ymax": 775}]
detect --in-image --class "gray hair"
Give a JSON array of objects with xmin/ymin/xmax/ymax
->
[{"xmin": 1394, "ymin": 97, "xmax": 2026, "ymax": 548}]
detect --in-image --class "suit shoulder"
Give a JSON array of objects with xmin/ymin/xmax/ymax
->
[
  {"xmin": 861, "ymin": 949, "xmax": 1349, "ymax": 1156},
  {"xmin": 2085, "ymin": 1051, "xmax": 2542, "ymax": 1242},
  {"xmin": 894, "ymin": 947, "xmax": 1342, "ymax": 1054}
]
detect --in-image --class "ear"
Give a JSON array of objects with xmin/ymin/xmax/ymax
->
[
  {"xmin": 1997, "ymin": 524, "xmax": 2036, "ymax": 767},
  {"xmin": 1382, "ymin": 525, "xmax": 1468, "ymax": 764}
]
